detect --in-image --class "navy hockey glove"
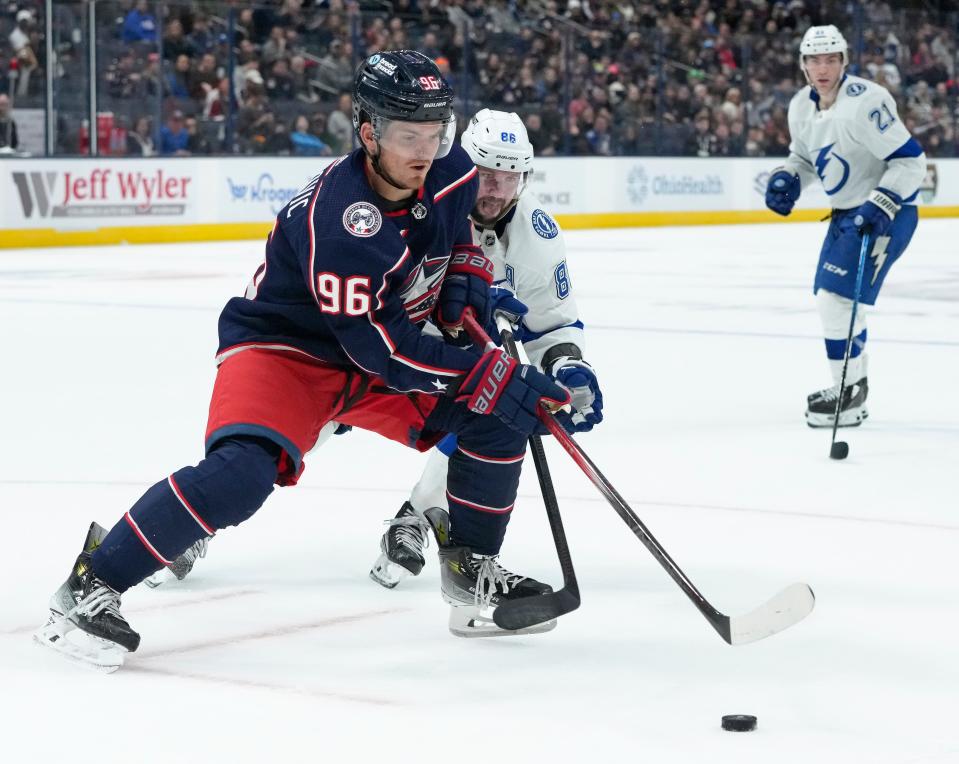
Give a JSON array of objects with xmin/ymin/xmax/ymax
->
[
  {"xmin": 846, "ymin": 187, "xmax": 901, "ymax": 237},
  {"xmin": 486, "ymin": 286, "xmax": 529, "ymax": 338},
  {"xmin": 765, "ymin": 169, "xmax": 801, "ymax": 217},
  {"xmin": 456, "ymin": 348, "xmax": 571, "ymax": 436},
  {"xmin": 550, "ymin": 359, "xmax": 604, "ymax": 433},
  {"xmin": 436, "ymin": 249, "xmax": 494, "ymax": 332}
]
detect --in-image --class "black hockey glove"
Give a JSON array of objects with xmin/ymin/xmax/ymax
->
[{"xmin": 456, "ymin": 348, "xmax": 571, "ymax": 436}]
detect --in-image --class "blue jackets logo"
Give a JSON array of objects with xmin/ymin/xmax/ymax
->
[
  {"xmin": 226, "ymin": 173, "xmax": 299, "ymax": 214},
  {"xmin": 343, "ymin": 201, "xmax": 382, "ymax": 237},
  {"xmin": 531, "ymin": 208, "xmax": 558, "ymax": 239}
]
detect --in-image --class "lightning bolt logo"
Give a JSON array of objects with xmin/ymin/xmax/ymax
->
[
  {"xmin": 870, "ymin": 237, "xmax": 890, "ymax": 286},
  {"xmin": 814, "ymin": 143, "xmax": 851, "ymax": 196}
]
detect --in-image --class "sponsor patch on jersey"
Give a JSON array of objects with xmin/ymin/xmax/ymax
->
[
  {"xmin": 846, "ymin": 82, "xmax": 866, "ymax": 97},
  {"xmin": 343, "ymin": 202, "xmax": 382, "ymax": 238},
  {"xmin": 531, "ymin": 209, "xmax": 558, "ymax": 239}
]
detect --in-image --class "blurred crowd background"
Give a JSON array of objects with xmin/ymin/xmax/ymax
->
[{"xmin": 1, "ymin": 0, "xmax": 956, "ymax": 158}]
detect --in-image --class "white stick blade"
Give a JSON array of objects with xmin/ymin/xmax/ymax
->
[{"xmin": 729, "ymin": 583, "xmax": 815, "ymax": 646}]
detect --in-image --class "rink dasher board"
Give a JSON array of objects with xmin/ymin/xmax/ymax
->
[{"xmin": 1, "ymin": 155, "xmax": 954, "ymax": 248}]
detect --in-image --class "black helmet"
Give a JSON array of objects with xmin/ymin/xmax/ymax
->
[{"xmin": 352, "ymin": 50, "xmax": 455, "ymax": 133}]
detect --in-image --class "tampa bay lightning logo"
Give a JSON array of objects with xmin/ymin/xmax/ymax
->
[
  {"xmin": 531, "ymin": 209, "xmax": 558, "ymax": 239},
  {"xmin": 368, "ymin": 54, "xmax": 382, "ymax": 65},
  {"xmin": 846, "ymin": 82, "xmax": 866, "ymax": 97},
  {"xmin": 814, "ymin": 143, "xmax": 851, "ymax": 196}
]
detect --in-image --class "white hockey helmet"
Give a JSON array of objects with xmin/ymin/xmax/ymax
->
[
  {"xmin": 461, "ymin": 108, "xmax": 533, "ymax": 173},
  {"xmin": 461, "ymin": 109, "xmax": 534, "ymax": 223},
  {"xmin": 799, "ymin": 25, "xmax": 849, "ymax": 80}
]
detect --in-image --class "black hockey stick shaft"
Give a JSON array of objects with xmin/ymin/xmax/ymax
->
[
  {"xmin": 492, "ymin": 323, "xmax": 580, "ymax": 630},
  {"xmin": 462, "ymin": 313, "xmax": 736, "ymax": 641},
  {"xmin": 829, "ymin": 231, "xmax": 871, "ymax": 459}
]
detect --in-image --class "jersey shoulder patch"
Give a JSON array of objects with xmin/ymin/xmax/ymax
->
[
  {"xmin": 342, "ymin": 201, "xmax": 382, "ymax": 238},
  {"xmin": 531, "ymin": 208, "xmax": 558, "ymax": 239},
  {"xmin": 846, "ymin": 81, "xmax": 867, "ymax": 97}
]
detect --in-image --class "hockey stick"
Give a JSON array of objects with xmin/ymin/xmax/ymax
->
[
  {"xmin": 490, "ymin": 317, "xmax": 580, "ymax": 631},
  {"xmin": 463, "ymin": 313, "xmax": 815, "ymax": 646},
  {"xmin": 829, "ymin": 231, "xmax": 872, "ymax": 461}
]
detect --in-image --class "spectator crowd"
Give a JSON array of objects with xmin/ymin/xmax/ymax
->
[{"xmin": 1, "ymin": 0, "xmax": 956, "ymax": 158}]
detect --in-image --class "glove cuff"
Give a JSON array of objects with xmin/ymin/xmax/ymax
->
[
  {"xmin": 868, "ymin": 188, "xmax": 901, "ymax": 220},
  {"xmin": 541, "ymin": 342, "xmax": 584, "ymax": 374},
  {"xmin": 447, "ymin": 249, "xmax": 494, "ymax": 284},
  {"xmin": 546, "ymin": 356, "xmax": 592, "ymax": 378}
]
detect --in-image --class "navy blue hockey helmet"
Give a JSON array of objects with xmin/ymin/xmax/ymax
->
[{"xmin": 352, "ymin": 50, "xmax": 457, "ymax": 160}]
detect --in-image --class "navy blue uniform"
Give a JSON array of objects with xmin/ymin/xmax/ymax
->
[
  {"xmin": 218, "ymin": 147, "xmax": 482, "ymax": 392},
  {"xmin": 90, "ymin": 145, "xmax": 538, "ymax": 593}
]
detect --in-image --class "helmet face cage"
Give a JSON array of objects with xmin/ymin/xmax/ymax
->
[
  {"xmin": 461, "ymin": 109, "xmax": 534, "ymax": 205},
  {"xmin": 799, "ymin": 25, "xmax": 849, "ymax": 82}
]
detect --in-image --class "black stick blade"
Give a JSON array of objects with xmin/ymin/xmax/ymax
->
[
  {"xmin": 492, "ymin": 589, "xmax": 580, "ymax": 631},
  {"xmin": 830, "ymin": 441, "xmax": 849, "ymax": 460}
]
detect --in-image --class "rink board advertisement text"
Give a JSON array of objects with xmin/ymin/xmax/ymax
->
[{"xmin": 1, "ymin": 156, "xmax": 956, "ymax": 248}]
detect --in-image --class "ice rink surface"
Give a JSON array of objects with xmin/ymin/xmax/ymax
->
[{"xmin": 1, "ymin": 220, "xmax": 957, "ymax": 763}]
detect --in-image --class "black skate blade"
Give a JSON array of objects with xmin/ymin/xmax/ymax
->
[
  {"xmin": 492, "ymin": 589, "xmax": 580, "ymax": 631},
  {"xmin": 830, "ymin": 441, "xmax": 849, "ymax": 460}
]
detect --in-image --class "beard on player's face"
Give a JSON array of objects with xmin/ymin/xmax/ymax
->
[
  {"xmin": 473, "ymin": 169, "xmax": 521, "ymax": 224},
  {"xmin": 473, "ymin": 194, "xmax": 510, "ymax": 224}
]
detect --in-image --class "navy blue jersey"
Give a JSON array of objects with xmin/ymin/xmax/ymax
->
[{"xmin": 217, "ymin": 145, "xmax": 482, "ymax": 393}]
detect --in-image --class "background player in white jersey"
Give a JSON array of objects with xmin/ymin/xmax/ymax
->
[
  {"xmin": 764, "ymin": 25, "xmax": 926, "ymax": 427},
  {"xmin": 370, "ymin": 109, "xmax": 603, "ymax": 588}
]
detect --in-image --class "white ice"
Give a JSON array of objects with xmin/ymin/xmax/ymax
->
[{"xmin": 1, "ymin": 220, "xmax": 957, "ymax": 764}]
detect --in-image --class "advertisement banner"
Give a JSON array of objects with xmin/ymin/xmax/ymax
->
[
  {"xmin": 1, "ymin": 155, "xmax": 956, "ymax": 246},
  {"xmin": 219, "ymin": 159, "xmax": 334, "ymax": 221},
  {"xmin": 2, "ymin": 159, "xmax": 199, "ymax": 228}
]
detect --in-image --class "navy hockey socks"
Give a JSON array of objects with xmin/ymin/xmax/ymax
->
[
  {"xmin": 445, "ymin": 442, "xmax": 524, "ymax": 555},
  {"xmin": 92, "ymin": 438, "xmax": 280, "ymax": 592}
]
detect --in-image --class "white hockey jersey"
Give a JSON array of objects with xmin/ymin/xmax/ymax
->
[
  {"xmin": 474, "ymin": 192, "xmax": 585, "ymax": 372},
  {"xmin": 783, "ymin": 74, "xmax": 926, "ymax": 209}
]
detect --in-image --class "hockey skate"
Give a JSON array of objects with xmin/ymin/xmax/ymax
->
[
  {"xmin": 424, "ymin": 508, "xmax": 557, "ymax": 638},
  {"xmin": 369, "ymin": 502, "xmax": 432, "ymax": 589},
  {"xmin": 806, "ymin": 377, "xmax": 869, "ymax": 428},
  {"xmin": 143, "ymin": 536, "xmax": 209, "ymax": 588},
  {"xmin": 34, "ymin": 522, "xmax": 140, "ymax": 672}
]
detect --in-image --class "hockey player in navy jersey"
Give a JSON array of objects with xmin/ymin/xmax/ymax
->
[
  {"xmin": 35, "ymin": 51, "xmax": 572, "ymax": 670},
  {"xmin": 764, "ymin": 25, "xmax": 926, "ymax": 427},
  {"xmin": 370, "ymin": 109, "xmax": 604, "ymax": 589}
]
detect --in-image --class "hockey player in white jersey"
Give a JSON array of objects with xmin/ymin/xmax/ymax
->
[
  {"xmin": 370, "ymin": 109, "xmax": 603, "ymax": 589},
  {"xmin": 764, "ymin": 25, "xmax": 926, "ymax": 427}
]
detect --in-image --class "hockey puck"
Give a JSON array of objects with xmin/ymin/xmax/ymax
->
[
  {"xmin": 721, "ymin": 714, "xmax": 757, "ymax": 732},
  {"xmin": 830, "ymin": 441, "xmax": 849, "ymax": 460}
]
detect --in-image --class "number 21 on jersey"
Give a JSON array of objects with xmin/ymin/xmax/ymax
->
[{"xmin": 869, "ymin": 102, "xmax": 895, "ymax": 133}]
